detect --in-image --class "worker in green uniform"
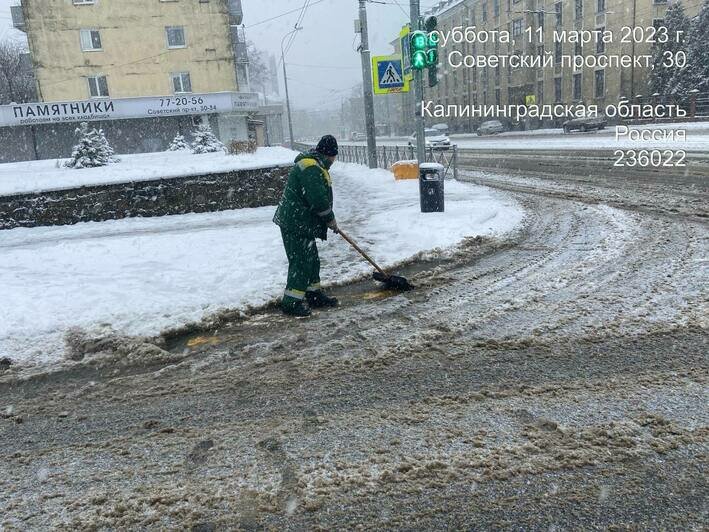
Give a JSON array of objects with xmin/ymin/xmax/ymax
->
[{"xmin": 273, "ymin": 135, "xmax": 340, "ymax": 317}]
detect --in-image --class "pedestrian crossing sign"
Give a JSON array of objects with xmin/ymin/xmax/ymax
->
[{"xmin": 372, "ymin": 55, "xmax": 410, "ymax": 95}]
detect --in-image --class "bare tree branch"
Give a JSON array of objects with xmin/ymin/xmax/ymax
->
[{"xmin": 0, "ymin": 40, "xmax": 37, "ymax": 104}]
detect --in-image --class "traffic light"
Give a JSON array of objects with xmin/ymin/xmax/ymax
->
[
  {"xmin": 425, "ymin": 17, "xmax": 439, "ymax": 87},
  {"xmin": 410, "ymin": 30, "xmax": 428, "ymax": 70}
]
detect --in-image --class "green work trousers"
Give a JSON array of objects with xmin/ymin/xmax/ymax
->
[{"xmin": 280, "ymin": 229, "xmax": 321, "ymax": 309}]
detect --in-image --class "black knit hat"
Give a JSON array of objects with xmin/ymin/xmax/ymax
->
[{"xmin": 315, "ymin": 135, "xmax": 339, "ymax": 156}]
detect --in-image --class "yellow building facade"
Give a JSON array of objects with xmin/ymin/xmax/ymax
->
[
  {"xmin": 422, "ymin": 0, "xmax": 704, "ymax": 130},
  {"xmin": 20, "ymin": 0, "xmax": 239, "ymax": 102}
]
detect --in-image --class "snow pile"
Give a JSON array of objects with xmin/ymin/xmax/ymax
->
[
  {"xmin": 0, "ymin": 161, "xmax": 524, "ymax": 365},
  {"xmin": 0, "ymin": 147, "xmax": 296, "ymax": 197}
]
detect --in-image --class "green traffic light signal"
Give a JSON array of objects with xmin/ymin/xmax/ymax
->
[
  {"xmin": 426, "ymin": 48, "xmax": 438, "ymax": 66},
  {"xmin": 412, "ymin": 50, "xmax": 427, "ymax": 70},
  {"xmin": 410, "ymin": 31, "xmax": 428, "ymax": 70},
  {"xmin": 411, "ymin": 31, "xmax": 427, "ymax": 52}
]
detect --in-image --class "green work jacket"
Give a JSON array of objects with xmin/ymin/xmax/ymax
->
[{"xmin": 273, "ymin": 151, "xmax": 335, "ymax": 240}]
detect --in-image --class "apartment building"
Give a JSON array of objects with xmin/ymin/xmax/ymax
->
[
  {"xmin": 422, "ymin": 0, "xmax": 703, "ymax": 131},
  {"xmin": 13, "ymin": 0, "xmax": 243, "ymax": 102}
]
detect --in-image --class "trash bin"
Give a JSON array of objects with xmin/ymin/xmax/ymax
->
[{"xmin": 419, "ymin": 162, "xmax": 445, "ymax": 213}]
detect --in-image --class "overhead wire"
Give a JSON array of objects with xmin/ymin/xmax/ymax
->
[
  {"xmin": 283, "ymin": 0, "xmax": 310, "ymax": 58},
  {"xmin": 244, "ymin": 0, "xmax": 327, "ymax": 29}
]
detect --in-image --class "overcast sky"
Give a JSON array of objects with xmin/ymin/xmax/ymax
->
[{"xmin": 0, "ymin": 0, "xmax": 422, "ymax": 110}]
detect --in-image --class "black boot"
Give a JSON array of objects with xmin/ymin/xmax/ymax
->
[
  {"xmin": 282, "ymin": 300, "xmax": 312, "ymax": 317},
  {"xmin": 306, "ymin": 290, "xmax": 339, "ymax": 308}
]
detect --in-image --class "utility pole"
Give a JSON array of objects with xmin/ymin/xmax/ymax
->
[
  {"xmin": 410, "ymin": 0, "xmax": 426, "ymax": 164},
  {"xmin": 281, "ymin": 26, "xmax": 301, "ymax": 149},
  {"xmin": 358, "ymin": 0, "xmax": 377, "ymax": 168}
]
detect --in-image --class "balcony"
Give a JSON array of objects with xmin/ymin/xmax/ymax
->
[
  {"xmin": 228, "ymin": 0, "xmax": 243, "ymax": 25},
  {"xmin": 11, "ymin": 4, "xmax": 25, "ymax": 32}
]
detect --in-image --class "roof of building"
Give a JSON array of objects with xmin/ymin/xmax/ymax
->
[{"xmin": 424, "ymin": 0, "xmax": 467, "ymax": 18}]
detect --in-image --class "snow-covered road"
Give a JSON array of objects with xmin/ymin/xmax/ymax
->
[
  {"xmin": 1, "ymin": 166, "xmax": 705, "ymax": 530},
  {"xmin": 0, "ymin": 162, "xmax": 523, "ymax": 365},
  {"xmin": 339, "ymin": 121, "xmax": 709, "ymax": 152}
]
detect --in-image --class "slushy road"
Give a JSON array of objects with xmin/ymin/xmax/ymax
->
[{"xmin": 1, "ymin": 163, "xmax": 706, "ymax": 530}]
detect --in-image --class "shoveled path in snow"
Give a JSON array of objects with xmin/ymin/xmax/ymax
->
[{"xmin": 0, "ymin": 168, "xmax": 706, "ymax": 529}]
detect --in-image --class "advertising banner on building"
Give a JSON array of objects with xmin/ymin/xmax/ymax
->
[{"xmin": 0, "ymin": 92, "xmax": 260, "ymax": 127}]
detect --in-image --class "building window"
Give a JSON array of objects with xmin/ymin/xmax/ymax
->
[
  {"xmin": 595, "ymin": 69, "xmax": 605, "ymax": 98},
  {"xmin": 166, "ymin": 26, "xmax": 186, "ymax": 49},
  {"xmin": 555, "ymin": 2, "xmax": 563, "ymax": 27},
  {"xmin": 554, "ymin": 76, "xmax": 562, "ymax": 102},
  {"xmin": 171, "ymin": 72, "xmax": 192, "ymax": 93},
  {"xmin": 573, "ymin": 72, "xmax": 582, "ymax": 100},
  {"xmin": 555, "ymin": 41, "xmax": 562, "ymax": 64},
  {"xmin": 512, "ymin": 19, "xmax": 523, "ymax": 37},
  {"xmin": 597, "ymin": 0, "xmax": 606, "ymax": 13},
  {"xmin": 80, "ymin": 29, "xmax": 102, "ymax": 51},
  {"xmin": 596, "ymin": 26, "xmax": 605, "ymax": 53},
  {"xmin": 537, "ymin": 80, "xmax": 544, "ymax": 104},
  {"xmin": 493, "ymin": 0, "xmax": 500, "ymax": 18},
  {"xmin": 482, "ymin": 1, "xmax": 488, "ymax": 22},
  {"xmin": 575, "ymin": 0, "xmax": 583, "ymax": 20},
  {"xmin": 87, "ymin": 75, "xmax": 109, "ymax": 98}
]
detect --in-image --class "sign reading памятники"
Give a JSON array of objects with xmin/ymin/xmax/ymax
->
[{"xmin": 0, "ymin": 92, "xmax": 260, "ymax": 127}]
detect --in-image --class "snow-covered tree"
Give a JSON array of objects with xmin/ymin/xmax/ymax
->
[
  {"xmin": 672, "ymin": 1, "xmax": 709, "ymax": 95},
  {"xmin": 167, "ymin": 133, "xmax": 189, "ymax": 151},
  {"xmin": 65, "ymin": 122, "xmax": 119, "ymax": 169},
  {"xmin": 649, "ymin": 2, "xmax": 690, "ymax": 96},
  {"xmin": 191, "ymin": 123, "xmax": 225, "ymax": 154}
]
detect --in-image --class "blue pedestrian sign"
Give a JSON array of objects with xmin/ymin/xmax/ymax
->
[{"xmin": 372, "ymin": 55, "xmax": 410, "ymax": 95}]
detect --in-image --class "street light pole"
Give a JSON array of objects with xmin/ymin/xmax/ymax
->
[
  {"xmin": 281, "ymin": 26, "xmax": 301, "ymax": 149},
  {"xmin": 358, "ymin": 0, "xmax": 378, "ymax": 168}
]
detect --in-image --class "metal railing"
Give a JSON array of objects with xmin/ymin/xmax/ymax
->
[{"xmin": 293, "ymin": 142, "xmax": 459, "ymax": 179}]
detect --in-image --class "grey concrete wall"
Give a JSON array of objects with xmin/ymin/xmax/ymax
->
[{"xmin": 0, "ymin": 164, "xmax": 290, "ymax": 230}]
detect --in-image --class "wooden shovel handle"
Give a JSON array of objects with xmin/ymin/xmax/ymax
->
[{"xmin": 337, "ymin": 229, "xmax": 388, "ymax": 277}]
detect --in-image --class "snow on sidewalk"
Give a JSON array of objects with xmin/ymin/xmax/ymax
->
[
  {"xmin": 0, "ymin": 162, "xmax": 525, "ymax": 366},
  {"xmin": 0, "ymin": 147, "xmax": 296, "ymax": 197}
]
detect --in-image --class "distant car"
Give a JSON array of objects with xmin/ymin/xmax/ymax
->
[
  {"xmin": 408, "ymin": 128, "xmax": 451, "ymax": 149},
  {"xmin": 431, "ymin": 123, "xmax": 449, "ymax": 135},
  {"xmin": 563, "ymin": 115, "xmax": 607, "ymax": 133},
  {"xmin": 351, "ymin": 132, "xmax": 365, "ymax": 141},
  {"xmin": 476, "ymin": 120, "xmax": 505, "ymax": 136}
]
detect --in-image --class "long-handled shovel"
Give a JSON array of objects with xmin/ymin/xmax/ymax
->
[{"xmin": 337, "ymin": 229, "xmax": 414, "ymax": 291}]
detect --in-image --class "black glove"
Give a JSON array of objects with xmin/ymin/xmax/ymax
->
[{"xmin": 327, "ymin": 218, "xmax": 339, "ymax": 234}]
